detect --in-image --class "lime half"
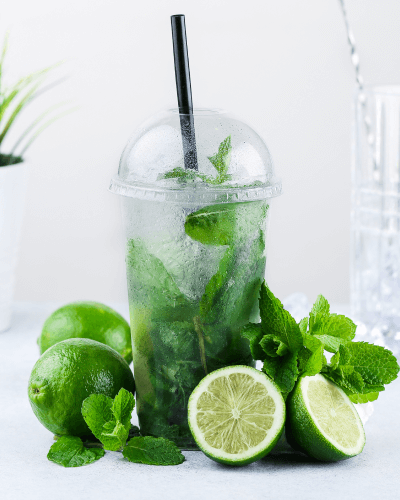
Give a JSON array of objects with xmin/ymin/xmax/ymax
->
[
  {"xmin": 287, "ymin": 373, "xmax": 366, "ymax": 461},
  {"xmin": 188, "ymin": 365, "xmax": 285, "ymax": 465}
]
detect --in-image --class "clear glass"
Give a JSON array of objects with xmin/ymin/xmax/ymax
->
[
  {"xmin": 351, "ymin": 86, "xmax": 400, "ymax": 354},
  {"xmin": 111, "ymin": 108, "xmax": 281, "ymax": 448}
]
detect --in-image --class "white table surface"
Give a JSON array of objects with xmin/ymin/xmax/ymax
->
[{"xmin": 1, "ymin": 302, "xmax": 399, "ymax": 500}]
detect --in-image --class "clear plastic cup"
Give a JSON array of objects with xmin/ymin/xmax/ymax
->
[{"xmin": 110, "ymin": 109, "xmax": 282, "ymax": 448}]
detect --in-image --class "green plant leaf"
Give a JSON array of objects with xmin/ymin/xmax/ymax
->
[
  {"xmin": 15, "ymin": 105, "xmax": 76, "ymax": 159},
  {"xmin": 298, "ymin": 317, "xmax": 308, "ymax": 338},
  {"xmin": 259, "ymin": 283, "xmax": 303, "ymax": 354},
  {"xmin": 310, "ymin": 314, "xmax": 356, "ymax": 341},
  {"xmin": 260, "ymin": 334, "xmax": 289, "ymax": 357},
  {"xmin": 207, "ymin": 135, "xmax": 232, "ymax": 181},
  {"xmin": 111, "ymin": 388, "xmax": 135, "ymax": 427},
  {"xmin": 47, "ymin": 436, "xmax": 104, "ymax": 467},
  {"xmin": 0, "ymin": 64, "xmax": 60, "ymax": 127},
  {"xmin": 241, "ymin": 323, "xmax": 265, "ymax": 361},
  {"xmin": 0, "ymin": 81, "xmax": 42, "ymax": 144},
  {"xmin": 100, "ymin": 420, "xmax": 128, "ymax": 451},
  {"xmin": 312, "ymin": 334, "xmax": 349, "ymax": 353},
  {"xmin": 159, "ymin": 167, "xmax": 211, "ymax": 183},
  {"xmin": 199, "ymin": 231, "xmax": 266, "ymax": 326},
  {"xmin": 348, "ymin": 392, "xmax": 381, "ymax": 404},
  {"xmin": 185, "ymin": 201, "xmax": 267, "ymax": 246},
  {"xmin": 125, "ymin": 238, "xmax": 192, "ymax": 320},
  {"xmin": 298, "ymin": 342, "xmax": 325, "ymax": 377},
  {"xmin": 81, "ymin": 394, "xmax": 113, "ymax": 440},
  {"xmin": 0, "ymin": 35, "xmax": 63, "ymax": 153},
  {"xmin": 345, "ymin": 342, "xmax": 400, "ymax": 385},
  {"xmin": 262, "ymin": 351, "xmax": 299, "ymax": 396},
  {"xmin": 160, "ymin": 136, "xmax": 232, "ymax": 185},
  {"xmin": 122, "ymin": 436, "xmax": 185, "ymax": 465}
]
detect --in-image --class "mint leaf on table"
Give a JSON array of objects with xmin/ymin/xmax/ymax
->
[
  {"xmin": 122, "ymin": 436, "xmax": 185, "ymax": 466},
  {"xmin": 82, "ymin": 388, "xmax": 135, "ymax": 451},
  {"xmin": 259, "ymin": 283, "xmax": 303, "ymax": 354},
  {"xmin": 48, "ymin": 436, "xmax": 104, "ymax": 467}
]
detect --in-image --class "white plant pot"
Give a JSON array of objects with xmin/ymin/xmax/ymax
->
[{"xmin": 0, "ymin": 161, "xmax": 29, "ymax": 332}]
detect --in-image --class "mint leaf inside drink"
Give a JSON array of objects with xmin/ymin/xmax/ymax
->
[
  {"xmin": 185, "ymin": 201, "xmax": 267, "ymax": 246},
  {"xmin": 199, "ymin": 230, "xmax": 266, "ymax": 327},
  {"xmin": 125, "ymin": 239, "xmax": 191, "ymax": 318},
  {"xmin": 47, "ymin": 436, "xmax": 104, "ymax": 467},
  {"xmin": 161, "ymin": 136, "xmax": 233, "ymax": 185},
  {"xmin": 207, "ymin": 135, "xmax": 232, "ymax": 184}
]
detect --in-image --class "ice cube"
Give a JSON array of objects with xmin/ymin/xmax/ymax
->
[
  {"xmin": 228, "ymin": 142, "xmax": 268, "ymax": 184},
  {"xmin": 282, "ymin": 293, "xmax": 311, "ymax": 322},
  {"xmin": 125, "ymin": 125, "xmax": 183, "ymax": 183}
]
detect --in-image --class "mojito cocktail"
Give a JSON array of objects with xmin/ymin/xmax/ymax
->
[{"xmin": 110, "ymin": 109, "xmax": 281, "ymax": 448}]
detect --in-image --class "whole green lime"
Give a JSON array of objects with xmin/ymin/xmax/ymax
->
[
  {"xmin": 28, "ymin": 338, "xmax": 135, "ymax": 437},
  {"xmin": 38, "ymin": 302, "xmax": 132, "ymax": 364}
]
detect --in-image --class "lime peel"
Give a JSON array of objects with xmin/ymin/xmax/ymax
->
[{"xmin": 287, "ymin": 374, "xmax": 366, "ymax": 461}]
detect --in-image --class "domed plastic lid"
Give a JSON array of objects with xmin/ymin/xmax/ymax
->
[{"xmin": 109, "ymin": 109, "xmax": 282, "ymax": 203}]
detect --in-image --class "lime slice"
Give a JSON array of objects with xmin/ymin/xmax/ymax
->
[
  {"xmin": 287, "ymin": 373, "xmax": 366, "ymax": 461},
  {"xmin": 188, "ymin": 365, "xmax": 285, "ymax": 465}
]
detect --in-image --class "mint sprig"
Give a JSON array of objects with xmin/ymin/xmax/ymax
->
[
  {"xmin": 82, "ymin": 388, "xmax": 134, "ymax": 451},
  {"xmin": 241, "ymin": 282, "xmax": 400, "ymax": 401},
  {"xmin": 161, "ymin": 135, "xmax": 232, "ymax": 185},
  {"xmin": 48, "ymin": 388, "xmax": 185, "ymax": 467}
]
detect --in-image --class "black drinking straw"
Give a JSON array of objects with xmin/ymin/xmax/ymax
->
[{"xmin": 171, "ymin": 14, "xmax": 198, "ymax": 170}]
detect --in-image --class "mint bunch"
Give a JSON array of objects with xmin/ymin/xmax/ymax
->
[
  {"xmin": 161, "ymin": 135, "xmax": 232, "ymax": 185},
  {"xmin": 242, "ymin": 282, "xmax": 399, "ymax": 401},
  {"xmin": 47, "ymin": 388, "xmax": 185, "ymax": 467}
]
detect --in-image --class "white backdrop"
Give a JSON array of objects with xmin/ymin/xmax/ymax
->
[{"xmin": 1, "ymin": 0, "xmax": 399, "ymax": 305}]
